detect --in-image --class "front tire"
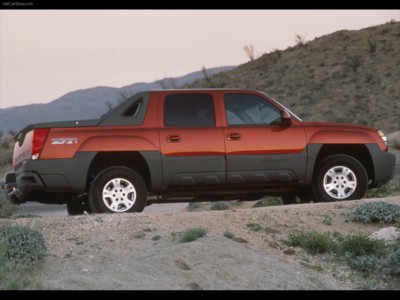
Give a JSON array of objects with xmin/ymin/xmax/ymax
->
[
  {"xmin": 89, "ymin": 167, "xmax": 147, "ymax": 214},
  {"xmin": 312, "ymin": 155, "xmax": 368, "ymax": 202}
]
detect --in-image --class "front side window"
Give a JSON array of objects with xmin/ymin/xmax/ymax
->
[
  {"xmin": 224, "ymin": 94, "xmax": 281, "ymax": 126},
  {"xmin": 164, "ymin": 94, "xmax": 215, "ymax": 127}
]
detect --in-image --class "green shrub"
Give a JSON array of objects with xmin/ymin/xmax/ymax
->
[
  {"xmin": 323, "ymin": 215, "xmax": 333, "ymax": 225},
  {"xmin": 286, "ymin": 231, "xmax": 337, "ymax": 255},
  {"xmin": 0, "ymin": 225, "xmax": 47, "ymax": 264},
  {"xmin": 179, "ymin": 227, "xmax": 207, "ymax": 243},
  {"xmin": 0, "ymin": 194, "xmax": 17, "ymax": 218},
  {"xmin": 14, "ymin": 214, "xmax": 42, "ymax": 219},
  {"xmin": 152, "ymin": 235, "xmax": 161, "ymax": 241},
  {"xmin": 0, "ymin": 241, "xmax": 43, "ymax": 290},
  {"xmin": 349, "ymin": 255, "xmax": 380, "ymax": 271},
  {"xmin": 353, "ymin": 201, "xmax": 400, "ymax": 223},
  {"xmin": 210, "ymin": 201, "xmax": 232, "ymax": 211},
  {"xmin": 252, "ymin": 197, "xmax": 282, "ymax": 208},
  {"xmin": 368, "ymin": 39, "xmax": 377, "ymax": 53},
  {"xmin": 365, "ymin": 185, "xmax": 392, "ymax": 198},
  {"xmin": 387, "ymin": 248, "xmax": 400, "ymax": 275},
  {"xmin": 340, "ymin": 234, "xmax": 386, "ymax": 259},
  {"xmin": 348, "ymin": 55, "xmax": 362, "ymax": 72},
  {"xmin": 223, "ymin": 231, "xmax": 235, "ymax": 240},
  {"xmin": 187, "ymin": 202, "xmax": 202, "ymax": 211},
  {"xmin": 246, "ymin": 223, "xmax": 262, "ymax": 232}
]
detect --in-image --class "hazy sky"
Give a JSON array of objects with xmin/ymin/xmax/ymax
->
[{"xmin": 0, "ymin": 10, "xmax": 399, "ymax": 109}]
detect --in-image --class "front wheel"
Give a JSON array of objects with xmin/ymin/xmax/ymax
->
[
  {"xmin": 312, "ymin": 155, "xmax": 368, "ymax": 202},
  {"xmin": 89, "ymin": 167, "xmax": 147, "ymax": 214}
]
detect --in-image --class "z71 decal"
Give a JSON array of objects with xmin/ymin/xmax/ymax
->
[{"xmin": 51, "ymin": 138, "xmax": 78, "ymax": 145}]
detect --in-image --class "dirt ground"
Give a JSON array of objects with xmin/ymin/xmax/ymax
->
[{"xmin": 2, "ymin": 196, "xmax": 399, "ymax": 290}]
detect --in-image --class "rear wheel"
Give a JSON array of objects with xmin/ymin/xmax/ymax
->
[
  {"xmin": 89, "ymin": 167, "xmax": 147, "ymax": 214},
  {"xmin": 312, "ymin": 155, "xmax": 368, "ymax": 202}
]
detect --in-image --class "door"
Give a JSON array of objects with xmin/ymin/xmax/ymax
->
[
  {"xmin": 222, "ymin": 92, "xmax": 307, "ymax": 184},
  {"xmin": 159, "ymin": 92, "xmax": 226, "ymax": 187}
]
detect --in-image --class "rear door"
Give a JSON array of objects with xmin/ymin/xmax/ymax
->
[
  {"xmin": 158, "ymin": 92, "xmax": 226, "ymax": 187},
  {"xmin": 222, "ymin": 92, "xmax": 307, "ymax": 184}
]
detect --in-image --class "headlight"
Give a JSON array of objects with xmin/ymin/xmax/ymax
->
[{"xmin": 377, "ymin": 130, "xmax": 387, "ymax": 145}]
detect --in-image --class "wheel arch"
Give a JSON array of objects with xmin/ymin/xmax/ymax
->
[
  {"xmin": 87, "ymin": 151, "xmax": 153, "ymax": 192},
  {"xmin": 313, "ymin": 144, "xmax": 374, "ymax": 182}
]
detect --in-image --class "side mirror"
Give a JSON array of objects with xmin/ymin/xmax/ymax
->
[{"xmin": 281, "ymin": 110, "xmax": 292, "ymax": 126}]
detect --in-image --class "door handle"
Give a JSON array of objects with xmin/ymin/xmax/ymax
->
[
  {"xmin": 227, "ymin": 133, "xmax": 242, "ymax": 141},
  {"xmin": 167, "ymin": 135, "xmax": 181, "ymax": 142}
]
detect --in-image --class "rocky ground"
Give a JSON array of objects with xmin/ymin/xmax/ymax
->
[{"xmin": 2, "ymin": 196, "xmax": 399, "ymax": 290}]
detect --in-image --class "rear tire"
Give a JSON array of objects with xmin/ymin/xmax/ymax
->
[
  {"xmin": 312, "ymin": 155, "xmax": 368, "ymax": 202},
  {"xmin": 89, "ymin": 167, "xmax": 147, "ymax": 214}
]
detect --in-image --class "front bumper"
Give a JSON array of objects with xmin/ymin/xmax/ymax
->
[{"xmin": 368, "ymin": 144, "xmax": 396, "ymax": 187}]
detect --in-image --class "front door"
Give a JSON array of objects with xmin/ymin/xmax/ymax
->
[{"xmin": 222, "ymin": 92, "xmax": 307, "ymax": 184}]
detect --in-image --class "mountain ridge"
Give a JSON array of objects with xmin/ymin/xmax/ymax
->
[{"xmin": 0, "ymin": 66, "xmax": 236, "ymax": 134}]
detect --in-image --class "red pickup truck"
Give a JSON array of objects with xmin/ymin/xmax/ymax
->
[{"xmin": 4, "ymin": 89, "xmax": 396, "ymax": 215}]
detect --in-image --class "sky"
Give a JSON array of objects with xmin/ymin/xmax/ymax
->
[{"xmin": 0, "ymin": 9, "xmax": 399, "ymax": 109}]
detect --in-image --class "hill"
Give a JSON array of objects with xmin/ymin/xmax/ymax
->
[
  {"xmin": 0, "ymin": 66, "xmax": 235, "ymax": 134},
  {"xmin": 187, "ymin": 21, "xmax": 400, "ymax": 133}
]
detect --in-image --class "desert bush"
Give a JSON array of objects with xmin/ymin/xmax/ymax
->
[
  {"xmin": 386, "ymin": 248, "xmax": 400, "ymax": 275},
  {"xmin": 368, "ymin": 39, "xmax": 377, "ymax": 53},
  {"xmin": 179, "ymin": 227, "xmax": 207, "ymax": 243},
  {"xmin": 210, "ymin": 201, "xmax": 232, "ymax": 211},
  {"xmin": 348, "ymin": 55, "xmax": 362, "ymax": 72},
  {"xmin": 349, "ymin": 255, "xmax": 380, "ymax": 272},
  {"xmin": 0, "ymin": 194, "xmax": 17, "ymax": 218},
  {"xmin": 246, "ymin": 223, "xmax": 262, "ymax": 232},
  {"xmin": 353, "ymin": 201, "xmax": 400, "ymax": 223},
  {"xmin": 0, "ymin": 241, "xmax": 43, "ymax": 290},
  {"xmin": 340, "ymin": 234, "xmax": 386, "ymax": 259},
  {"xmin": 187, "ymin": 202, "xmax": 202, "ymax": 211},
  {"xmin": 243, "ymin": 44, "xmax": 255, "ymax": 61},
  {"xmin": 152, "ymin": 235, "xmax": 161, "ymax": 241},
  {"xmin": 294, "ymin": 34, "xmax": 308, "ymax": 47},
  {"xmin": 286, "ymin": 231, "xmax": 337, "ymax": 255},
  {"xmin": 323, "ymin": 215, "xmax": 333, "ymax": 226},
  {"xmin": 365, "ymin": 184, "xmax": 392, "ymax": 198},
  {"xmin": 0, "ymin": 225, "xmax": 47, "ymax": 264},
  {"xmin": 223, "ymin": 231, "xmax": 235, "ymax": 240},
  {"xmin": 252, "ymin": 197, "xmax": 282, "ymax": 208}
]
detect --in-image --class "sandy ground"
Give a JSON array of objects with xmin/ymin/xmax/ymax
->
[{"xmin": 2, "ymin": 196, "xmax": 400, "ymax": 290}]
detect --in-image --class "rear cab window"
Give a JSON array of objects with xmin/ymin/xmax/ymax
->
[{"xmin": 164, "ymin": 93, "xmax": 216, "ymax": 127}]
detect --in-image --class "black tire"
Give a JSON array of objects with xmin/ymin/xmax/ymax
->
[
  {"xmin": 312, "ymin": 155, "xmax": 368, "ymax": 202},
  {"xmin": 89, "ymin": 166, "xmax": 147, "ymax": 214},
  {"xmin": 67, "ymin": 197, "xmax": 92, "ymax": 215}
]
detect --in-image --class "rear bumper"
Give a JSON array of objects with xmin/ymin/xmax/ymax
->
[
  {"xmin": 5, "ymin": 152, "xmax": 96, "ymax": 204},
  {"xmin": 6, "ymin": 171, "xmax": 46, "ymax": 203}
]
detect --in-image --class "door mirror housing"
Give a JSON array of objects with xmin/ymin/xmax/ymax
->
[{"xmin": 281, "ymin": 110, "xmax": 292, "ymax": 126}]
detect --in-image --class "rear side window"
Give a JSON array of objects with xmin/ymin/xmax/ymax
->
[{"xmin": 164, "ymin": 94, "xmax": 215, "ymax": 127}]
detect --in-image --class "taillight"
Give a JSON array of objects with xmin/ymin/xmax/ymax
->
[{"xmin": 31, "ymin": 129, "xmax": 49, "ymax": 159}]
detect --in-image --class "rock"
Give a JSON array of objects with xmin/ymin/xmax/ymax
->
[{"xmin": 369, "ymin": 227, "xmax": 400, "ymax": 244}]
